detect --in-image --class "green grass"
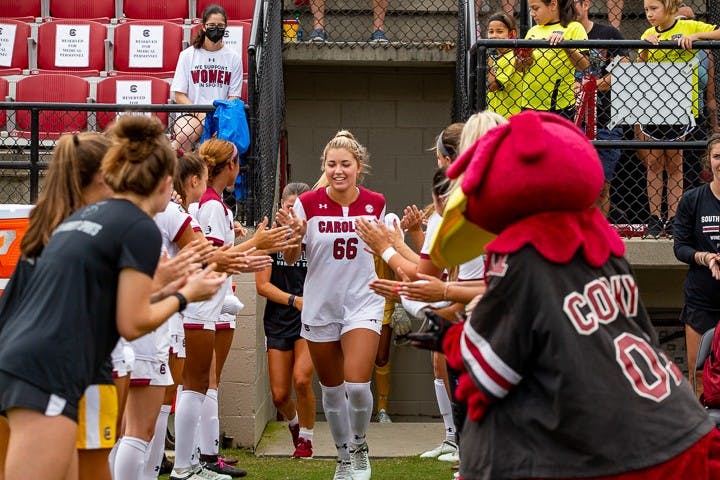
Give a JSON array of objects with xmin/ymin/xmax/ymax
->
[{"xmin": 160, "ymin": 449, "xmax": 456, "ymax": 480}]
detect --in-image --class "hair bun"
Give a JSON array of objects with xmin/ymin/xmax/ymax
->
[
  {"xmin": 113, "ymin": 115, "xmax": 165, "ymax": 143},
  {"xmin": 334, "ymin": 130, "xmax": 357, "ymax": 142}
]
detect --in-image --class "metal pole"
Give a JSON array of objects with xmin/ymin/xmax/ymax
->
[
  {"xmin": 477, "ymin": 46, "xmax": 488, "ymax": 112},
  {"xmin": 29, "ymin": 108, "xmax": 39, "ymax": 203},
  {"xmin": 519, "ymin": 0, "xmax": 530, "ymax": 38}
]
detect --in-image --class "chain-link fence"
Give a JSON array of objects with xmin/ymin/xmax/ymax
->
[
  {"xmin": 469, "ymin": 39, "xmax": 719, "ymax": 238},
  {"xmin": 248, "ymin": 0, "xmax": 285, "ymax": 225},
  {"xmin": 0, "ymin": 103, "xmax": 215, "ymax": 204},
  {"xmin": 281, "ymin": 0, "xmax": 459, "ymax": 47}
]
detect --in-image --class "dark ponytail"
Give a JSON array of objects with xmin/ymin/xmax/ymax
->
[{"xmin": 556, "ymin": 0, "xmax": 579, "ymax": 26}]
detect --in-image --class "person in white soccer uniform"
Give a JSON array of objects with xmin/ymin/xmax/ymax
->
[
  {"xmin": 282, "ymin": 131, "xmax": 385, "ymax": 480},
  {"xmin": 113, "ymin": 150, "xmax": 213, "ymax": 480},
  {"xmin": 170, "ymin": 4, "xmax": 244, "ymax": 151},
  {"xmin": 171, "ymin": 139, "xmax": 281, "ymax": 480}
]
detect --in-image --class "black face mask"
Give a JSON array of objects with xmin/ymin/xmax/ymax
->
[{"xmin": 205, "ymin": 27, "xmax": 225, "ymax": 43}]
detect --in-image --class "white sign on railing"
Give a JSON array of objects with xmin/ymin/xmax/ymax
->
[
  {"xmin": 0, "ymin": 23, "xmax": 17, "ymax": 67},
  {"xmin": 55, "ymin": 24, "xmax": 90, "ymax": 68},
  {"xmin": 129, "ymin": 25, "xmax": 164, "ymax": 69},
  {"xmin": 608, "ymin": 60, "xmax": 695, "ymax": 130}
]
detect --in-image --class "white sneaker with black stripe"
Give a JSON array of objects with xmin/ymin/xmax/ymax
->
[{"xmin": 350, "ymin": 442, "xmax": 371, "ymax": 480}]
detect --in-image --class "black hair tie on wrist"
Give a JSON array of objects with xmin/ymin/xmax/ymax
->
[{"xmin": 173, "ymin": 292, "xmax": 187, "ymax": 312}]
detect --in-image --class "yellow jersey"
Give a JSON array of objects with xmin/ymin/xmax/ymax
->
[
  {"xmin": 521, "ymin": 21, "xmax": 588, "ymax": 111},
  {"xmin": 488, "ymin": 49, "xmax": 522, "ymax": 118},
  {"xmin": 640, "ymin": 19, "xmax": 716, "ymax": 117}
]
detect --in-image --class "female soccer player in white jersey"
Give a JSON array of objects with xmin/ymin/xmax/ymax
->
[
  {"xmin": 113, "ymin": 150, "xmax": 214, "ymax": 480},
  {"xmin": 281, "ymin": 131, "xmax": 385, "ymax": 480}
]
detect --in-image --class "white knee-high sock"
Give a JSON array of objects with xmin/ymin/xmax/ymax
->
[
  {"xmin": 108, "ymin": 439, "xmax": 121, "ymax": 479},
  {"xmin": 199, "ymin": 388, "xmax": 219, "ymax": 457},
  {"xmin": 142, "ymin": 404, "xmax": 171, "ymax": 480},
  {"xmin": 174, "ymin": 389, "xmax": 205, "ymax": 469},
  {"xmin": 345, "ymin": 381, "xmax": 373, "ymax": 449},
  {"xmin": 114, "ymin": 436, "xmax": 149, "ymax": 480},
  {"xmin": 321, "ymin": 383, "xmax": 351, "ymax": 461},
  {"xmin": 434, "ymin": 378, "xmax": 456, "ymax": 443}
]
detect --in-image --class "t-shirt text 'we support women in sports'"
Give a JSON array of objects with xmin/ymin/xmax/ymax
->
[{"xmin": 170, "ymin": 45, "xmax": 243, "ymax": 106}]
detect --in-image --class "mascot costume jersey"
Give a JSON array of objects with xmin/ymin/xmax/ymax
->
[{"xmin": 426, "ymin": 111, "xmax": 720, "ymax": 480}]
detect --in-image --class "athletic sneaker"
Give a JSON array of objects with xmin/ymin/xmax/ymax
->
[
  {"xmin": 289, "ymin": 423, "xmax": 300, "ymax": 447},
  {"xmin": 369, "ymin": 29, "xmax": 389, "ymax": 43},
  {"xmin": 170, "ymin": 465, "xmax": 231, "ymax": 480},
  {"xmin": 350, "ymin": 442, "xmax": 371, "ymax": 480},
  {"xmin": 438, "ymin": 450, "xmax": 460, "ymax": 462},
  {"xmin": 376, "ymin": 408, "xmax": 392, "ymax": 423},
  {"xmin": 293, "ymin": 437, "xmax": 313, "ymax": 458},
  {"xmin": 204, "ymin": 459, "xmax": 246, "ymax": 478},
  {"xmin": 309, "ymin": 28, "xmax": 328, "ymax": 42},
  {"xmin": 644, "ymin": 215, "xmax": 664, "ymax": 239},
  {"xmin": 333, "ymin": 459, "xmax": 353, "ymax": 480},
  {"xmin": 420, "ymin": 439, "xmax": 458, "ymax": 458}
]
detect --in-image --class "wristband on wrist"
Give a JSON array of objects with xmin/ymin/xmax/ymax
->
[
  {"xmin": 173, "ymin": 292, "xmax": 187, "ymax": 312},
  {"xmin": 288, "ymin": 294, "xmax": 296, "ymax": 307},
  {"xmin": 381, "ymin": 247, "xmax": 397, "ymax": 264},
  {"xmin": 443, "ymin": 283, "xmax": 450, "ymax": 301}
]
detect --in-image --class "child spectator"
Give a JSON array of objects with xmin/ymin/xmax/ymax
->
[
  {"xmin": 486, "ymin": 12, "xmax": 522, "ymax": 118},
  {"xmin": 517, "ymin": 0, "xmax": 590, "ymax": 120},
  {"xmin": 638, "ymin": 0, "xmax": 720, "ymax": 238}
]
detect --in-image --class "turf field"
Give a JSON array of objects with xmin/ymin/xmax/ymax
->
[{"xmin": 159, "ymin": 449, "xmax": 456, "ymax": 480}]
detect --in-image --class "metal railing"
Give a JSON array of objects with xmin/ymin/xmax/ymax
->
[{"xmin": 0, "ymin": 102, "xmax": 216, "ymax": 204}]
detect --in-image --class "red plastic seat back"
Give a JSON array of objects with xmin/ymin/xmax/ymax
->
[
  {"xmin": 190, "ymin": 20, "xmax": 250, "ymax": 73},
  {"xmin": 0, "ymin": 20, "xmax": 31, "ymax": 71},
  {"xmin": 96, "ymin": 75, "xmax": 170, "ymax": 130},
  {"xmin": 196, "ymin": 0, "xmax": 255, "ymax": 21},
  {"xmin": 112, "ymin": 20, "xmax": 182, "ymax": 76},
  {"xmin": 49, "ymin": 0, "xmax": 114, "ymax": 22},
  {"xmin": 123, "ymin": 0, "xmax": 188, "ymax": 22},
  {"xmin": 0, "ymin": 0, "xmax": 40, "ymax": 21},
  {"xmin": 15, "ymin": 74, "xmax": 90, "ymax": 136},
  {"xmin": 36, "ymin": 20, "xmax": 107, "ymax": 74}
]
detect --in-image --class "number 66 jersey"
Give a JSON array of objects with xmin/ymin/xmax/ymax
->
[
  {"xmin": 460, "ymin": 246, "xmax": 714, "ymax": 479},
  {"xmin": 293, "ymin": 187, "xmax": 386, "ymax": 326}
]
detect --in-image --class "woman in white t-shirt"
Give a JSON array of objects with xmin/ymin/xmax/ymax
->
[{"xmin": 170, "ymin": 4, "xmax": 244, "ymax": 151}]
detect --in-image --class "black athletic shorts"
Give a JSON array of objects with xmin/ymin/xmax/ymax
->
[
  {"xmin": 679, "ymin": 304, "xmax": 719, "ymax": 335},
  {"xmin": 0, "ymin": 371, "xmax": 78, "ymax": 422},
  {"xmin": 266, "ymin": 335, "xmax": 301, "ymax": 351}
]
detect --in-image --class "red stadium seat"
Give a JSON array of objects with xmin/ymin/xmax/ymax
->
[
  {"xmin": 241, "ymin": 76, "xmax": 247, "ymax": 102},
  {"xmin": 12, "ymin": 74, "xmax": 90, "ymax": 139},
  {"xmin": 196, "ymin": 0, "xmax": 255, "ymax": 21},
  {"xmin": 0, "ymin": 20, "xmax": 31, "ymax": 75},
  {"xmin": 34, "ymin": 20, "xmax": 107, "ymax": 76},
  {"xmin": 95, "ymin": 75, "xmax": 171, "ymax": 130},
  {"xmin": 0, "ymin": 77, "xmax": 9, "ymax": 129},
  {"xmin": 122, "ymin": 0, "xmax": 188, "ymax": 23},
  {"xmin": 190, "ymin": 20, "xmax": 250, "ymax": 73},
  {"xmin": 0, "ymin": 0, "xmax": 40, "ymax": 22},
  {"xmin": 48, "ymin": 0, "xmax": 114, "ymax": 23},
  {"xmin": 110, "ymin": 20, "xmax": 182, "ymax": 78}
]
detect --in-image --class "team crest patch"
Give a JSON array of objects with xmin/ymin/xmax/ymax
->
[
  {"xmin": 487, "ymin": 254, "xmax": 509, "ymax": 277},
  {"xmin": 365, "ymin": 204, "xmax": 374, "ymax": 213}
]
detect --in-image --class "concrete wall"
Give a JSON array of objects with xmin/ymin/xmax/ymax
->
[{"xmin": 284, "ymin": 64, "xmax": 455, "ymax": 213}]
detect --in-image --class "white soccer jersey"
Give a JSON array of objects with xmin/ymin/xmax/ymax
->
[
  {"xmin": 420, "ymin": 213, "xmax": 443, "ymax": 260},
  {"xmin": 294, "ymin": 187, "xmax": 386, "ymax": 326},
  {"xmin": 170, "ymin": 45, "xmax": 243, "ymax": 105},
  {"xmin": 154, "ymin": 200, "xmax": 193, "ymax": 258},
  {"xmin": 183, "ymin": 188, "xmax": 233, "ymax": 322},
  {"xmin": 459, "ymin": 254, "xmax": 486, "ymax": 281}
]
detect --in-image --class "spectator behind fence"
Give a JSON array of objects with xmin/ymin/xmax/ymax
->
[
  {"xmin": 576, "ymin": 0, "xmax": 629, "ymax": 217},
  {"xmin": 170, "ymin": 4, "xmax": 244, "ymax": 152},
  {"xmin": 676, "ymin": 4, "xmax": 719, "ymax": 190},
  {"xmin": 486, "ymin": 12, "xmax": 522, "ymax": 118},
  {"xmin": 308, "ymin": 0, "xmax": 389, "ymax": 43},
  {"xmin": 474, "ymin": 0, "xmax": 622, "ymax": 29},
  {"xmin": 516, "ymin": 0, "xmax": 590, "ymax": 120},
  {"xmin": 674, "ymin": 133, "xmax": 720, "ymax": 395},
  {"xmin": 637, "ymin": 0, "xmax": 720, "ymax": 238}
]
